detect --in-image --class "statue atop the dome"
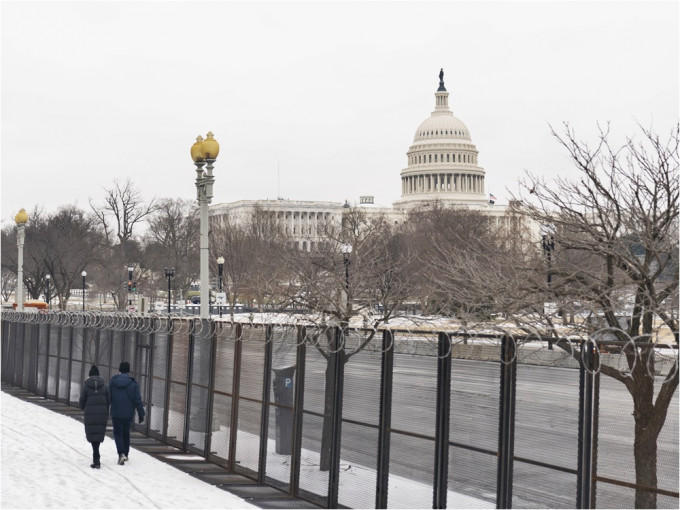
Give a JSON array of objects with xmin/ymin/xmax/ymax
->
[{"xmin": 438, "ymin": 68, "xmax": 446, "ymax": 92}]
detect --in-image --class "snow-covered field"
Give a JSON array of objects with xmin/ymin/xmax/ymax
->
[{"xmin": 0, "ymin": 391, "xmax": 256, "ymax": 509}]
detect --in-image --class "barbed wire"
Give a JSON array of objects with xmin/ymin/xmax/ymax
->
[{"xmin": 2, "ymin": 310, "xmax": 677, "ymax": 378}]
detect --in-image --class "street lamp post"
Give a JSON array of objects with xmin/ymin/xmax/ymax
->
[
  {"xmin": 81, "ymin": 271, "xmax": 87, "ymax": 311},
  {"xmin": 541, "ymin": 224, "xmax": 555, "ymax": 349},
  {"xmin": 217, "ymin": 256, "xmax": 224, "ymax": 318},
  {"xmin": 165, "ymin": 267, "xmax": 174, "ymax": 314},
  {"xmin": 541, "ymin": 226, "xmax": 555, "ymax": 289},
  {"xmin": 340, "ymin": 243, "xmax": 352, "ymax": 319},
  {"xmin": 127, "ymin": 265, "xmax": 134, "ymax": 312},
  {"xmin": 191, "ymin": 132, "xmax": 219, "ymax": 319},
  {"xmin": 15, "ymin": 209, "xmax": 28, "ymax": 312},
  {"xmin": 45, "ymin": 274, "xmax": 51, "ymax": 310}
]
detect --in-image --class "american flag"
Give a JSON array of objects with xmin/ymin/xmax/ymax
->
[{"xmin": 489, "ymin": 193, "xmax": 497, "ymax": 201}]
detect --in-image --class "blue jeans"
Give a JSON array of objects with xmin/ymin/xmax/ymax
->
[{"xmin": 112, "ymin": 417, "xmax": 132, "ymax": 456}]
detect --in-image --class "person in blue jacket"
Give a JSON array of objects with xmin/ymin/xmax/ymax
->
[{"xmin": 109, "ymin": 361, "xmax": 145, "ymax": 465}]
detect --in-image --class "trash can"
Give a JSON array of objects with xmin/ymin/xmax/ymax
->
[{"xmin": 272, "ymin": 365, "xmax": 296, "ymax": 455}]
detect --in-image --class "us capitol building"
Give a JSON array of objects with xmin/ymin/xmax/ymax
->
[{"xmin": 210, "ymin": 70, "xmax": 512, "ymax": 250}]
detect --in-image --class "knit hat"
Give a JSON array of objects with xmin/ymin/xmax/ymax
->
[
  {"xmin": 89, "ymin": 365, "xmax": 99, "ymax": 377},
  {"xmin": 119, "ymin": 362, "xmax": 130, "ymax": 374}
]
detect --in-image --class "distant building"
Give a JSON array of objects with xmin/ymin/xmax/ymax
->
[{"xmin": 210, "ymin": 70, "xmax": 511, "ymax": 246}]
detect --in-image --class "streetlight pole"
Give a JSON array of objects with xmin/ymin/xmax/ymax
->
[
  {"xmin": 340, "ymin": 243, "xmax": 352, "ymax": 320},
  {"xmin": 81, "ymin": 271, "xmax": 87, "ymax": 311},
  {"xmin": 541, "ymin": 228, "xmax": 555, "ymax": 289},
  {"xmin": 191, "ymin": 132, "xmax": 219, "ymax": 319},
  {"xmin": 14, "ymin": 209, "xmax": 28, "ymax": 312},
  {"xmin": 127, "ymin": 265, "xmax": 134, "ymax": 312},
  {"xmin": 165, "ymin": 267, "xmax": 174, "ymax": 314},
  {"xmin": 217, "ymin": 256, "xmax": 224, "ymax": 318},
  {"xmin": 541, "ymin": 224, "xmax": 555, "ymax": 349},
  {"xmin": 45, "ymin": 274, "xmax": 51, "ymax": 310}
]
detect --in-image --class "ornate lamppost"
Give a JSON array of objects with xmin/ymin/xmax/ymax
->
[
  {"xmin": 81, "ymin": 271, "xmax": 87, "ymax": 311},
  {"xmin": 165, "ymin": 267, "xmax": 174, "ymax": 314},
  {"xmin": 14, "ymin": 209, "xmax": 28, "ymax": 311},
  {"xmin": 191, "ymin": 132, "xmax": 219, "ymax": 319},
  {"xmin": 217, "ymin": 256, "xmax": 224, "ymax": 318}
]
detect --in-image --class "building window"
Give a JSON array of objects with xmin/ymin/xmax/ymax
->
[
  {"xmin": 447, "ymin": 154, "xmax": 450, "ymax": 162},
  {"xmin": 434, "ymin": 154, "xmax": 437, "ymax": 162}
]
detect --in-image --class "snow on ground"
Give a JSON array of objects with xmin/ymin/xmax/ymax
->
[
  {"xmin": 1, "ymin": 388, "xmax": 493, "ymax": 509},
  {"xmin": 0, "ymin": 391, "xmax": 256, "ymax": 509}
]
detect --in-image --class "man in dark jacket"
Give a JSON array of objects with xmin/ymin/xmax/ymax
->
[
  {"xmin": 109, "ymin": 361, "xmax": 145, "ymax": 465},
  {"xmin": 79, "ymin": 365, "xmax": 110, "ymax": 468}
]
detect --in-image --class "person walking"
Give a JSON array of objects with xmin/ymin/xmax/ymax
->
[
  {"xmin": 109, "ymin": 361, "xmax": 145, "ymax": 465},
  {"xmin": 79, "ymin": 365, "xmax": 110, "ymax": 469}
]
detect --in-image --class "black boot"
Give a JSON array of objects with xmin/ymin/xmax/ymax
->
[{"xmin": 90, "ymin": 461, "xmax": 100, "ymax": 469}]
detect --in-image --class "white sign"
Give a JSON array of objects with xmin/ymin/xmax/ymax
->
[{"xmin": 216, "ymin": 292, "xmax": 227, "ymax": 305}]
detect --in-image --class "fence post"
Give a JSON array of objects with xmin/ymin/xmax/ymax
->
[
  {"xmin": 228, "ymin": 322, "xmax": 243, "ymax": 472},
  {"xmin": 144, "ymin": 317, "xmax": 155, "ymax": 437},
  {"xmin": 65, "ymin": 322, "xmax": 74, "ymax": 404},
  {"xmin": 204, "ymin": 321, "xmax": 218, "ymax": 459},
  {"xmin": 577, "ymin": 340, "xmax": 596, "ymax": 508},
  {"xmin": 434, "ymin": 332, "xmax": 452, "ymax": 509},
  {"xmin": 497, "ymin": 334, "xmax": 517, "ymax": 509},
  {"xmin": 162, "ymin": 320, "xmax": 174, "ymax": 442},
  {"xmin": 376, "ymin": 329, "xmax": 394, "ymax": 509},
  {"xmin": 258, "ymin": 325, "xmax": 274, "ymax": 483},
  {"xmin": 327, "ymin": 325, "xmax": 346, "ymax": 509},
  {"xmin": 289, "ymin": 325, "xmax": 307, "ymax": 497},
  {"xmin": 183, "ymin": 319, "xmax": 198, "ymax": 449},
  {"xmin": 42, "ymin": 321, "xmax": 51, "ymax": 397}
]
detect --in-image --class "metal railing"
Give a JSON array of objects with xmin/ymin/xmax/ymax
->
[{"xmin": 1, "ymin": 310, "xmax": 677, "ymax": 508}]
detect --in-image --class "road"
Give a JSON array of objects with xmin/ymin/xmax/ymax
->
[{"xmin": 260, "ymin": 347, "xmax": 679, "ymax": 509}]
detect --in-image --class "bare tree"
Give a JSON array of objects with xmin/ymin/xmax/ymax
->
[
  {"xmin": 508, "ymin": 123, "xmax": 679, "ymax": 508},
  {"xmin": 2, "ymin": 206, "xmax": 105, "ymax": 309},
  {"xmin": 402, "ymin": 202, "xmax": 530, "ymax": 321},
  {"xmin": 90, "ymin": 178, "xmax": 158, "ymax": 309},
  {"xmin": 282, "ymin": 207, "xmax": 416, "ymax": 470},
  {"xmin": 145, "ymin": 198, "xmax": 200, "ymax": 307},
  {"xmin": 210, "ymin": 206, "xmax": 289, "ymax": 319},
  {"xmin": 1, "ymin": 268, "xmax": 17, "ymax": 302}
]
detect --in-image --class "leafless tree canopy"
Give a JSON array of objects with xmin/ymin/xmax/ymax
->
[{"xmin": 511, "ymin": 123, "xmax": 679, "ymax": 508}]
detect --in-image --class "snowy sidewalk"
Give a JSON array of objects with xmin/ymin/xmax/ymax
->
[{"xmin": 1, "ymin": 388, "xmax": 260, "ymax": 509}]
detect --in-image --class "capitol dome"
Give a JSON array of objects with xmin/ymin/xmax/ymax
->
[{"xmin": 395, "ymin": 70, "xmax": 487, "ymax": 208}]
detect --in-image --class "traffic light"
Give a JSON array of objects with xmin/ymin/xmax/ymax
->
[
  {"xmin": 133, "ymin": 281, "xmax": 137, "ymax": 293},
  {"xmin": 127, "ymin": 280, "xmax": 132, "ymax": 292}
]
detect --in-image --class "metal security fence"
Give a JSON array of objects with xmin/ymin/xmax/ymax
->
[{"xmin": 1, "ymin": 311, "xmax": 677, "ymax": 509}]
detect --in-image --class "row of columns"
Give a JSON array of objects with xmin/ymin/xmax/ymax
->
[
  {"xmin": 272, "ymin": 210, "xmax": 336, "ymax": 237},
  {"xmin": 402, "ymin": 173, "xmax": 485, "ymax": 195},
  {"xmin": 409, "ymin": 152, "xmax": 477, "ymax": 165}
]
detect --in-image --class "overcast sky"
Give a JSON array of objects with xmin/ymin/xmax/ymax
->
[{"xmin": 2, "ymin": 0, "xmax": 678, "ymax": 227}]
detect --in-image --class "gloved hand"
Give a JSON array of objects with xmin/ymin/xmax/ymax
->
[{"xmin": 139, "ymin": 416, "xmax": 145, "ymax": 424}]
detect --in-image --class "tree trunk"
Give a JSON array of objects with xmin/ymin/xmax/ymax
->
[
  {"xmin": 634, "ymin": 417, "xmax": 659, "ymax": 508},
  {"xmin": 319, "ymin": 355, "xmax": 335, "ymax": 471}
]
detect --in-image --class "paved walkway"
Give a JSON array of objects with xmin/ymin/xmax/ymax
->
[{"xmin": 1, "ymin": 383, "xmax": 320, "ymax": 510}]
